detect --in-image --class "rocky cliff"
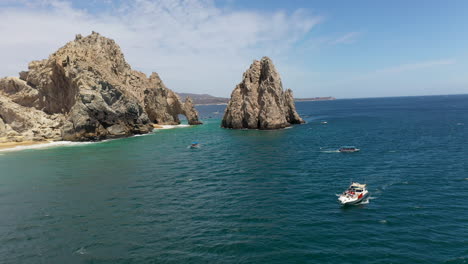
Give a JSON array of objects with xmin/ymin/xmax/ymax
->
[
  {"xmin": 0, "ymin": 32, "xmax": 201, "ymax": 143},
  {"xmin": 222, "ymin": 57, "xmax": 304, "ymax": 129}
]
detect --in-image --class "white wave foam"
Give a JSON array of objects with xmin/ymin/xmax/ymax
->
[
  {"xmin": 0, "ymin": 141, "xmax": 94, "ymax": 153},
  {"xmin": 1, "ymin": 125, "xmax": 191, "ymax": 153},
  {"xmin": 155, "ymin": 124, "xmax": 190, "ymax": 130},
  {"xmin": 132, "ymin": 133, "xmax": 154, "ymax": 137},
  {"xmin": 359, "ymin": 199, "xmax": 370, "ymax": 204},
  {"xmin": 74, "ymin": 247, "xmax": 88, "ymax": 255}
]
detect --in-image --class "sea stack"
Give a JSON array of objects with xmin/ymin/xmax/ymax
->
[
  {"xmin": 222, "ymin": 57, "xmax": 304, "ymax": 129},
  {"xmin": 0, "ymin": 32, "xmax": 201, "ymax": 143}
]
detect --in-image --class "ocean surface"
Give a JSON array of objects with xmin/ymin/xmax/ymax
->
[{"xmin": 1, "ymin": 95, "xmax": 467, "ymax": 263}]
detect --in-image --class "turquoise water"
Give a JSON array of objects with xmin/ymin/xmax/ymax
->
[{"xmin": 1, "ymin": 95, "xmax": 467, "ymax": 263}]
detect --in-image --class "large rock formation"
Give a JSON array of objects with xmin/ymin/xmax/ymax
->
[
  {"xmin": 0, "ymin": 32, "xmax": 201, "ymax": 142},
  {"xmin": 222, "ymin": 57, "xmax": 304, "ymax": 129}
]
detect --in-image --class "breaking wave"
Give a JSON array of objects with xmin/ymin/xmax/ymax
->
[{"xmin": 0, "ymin": 141, "xmax": 95, "ymax": 153}]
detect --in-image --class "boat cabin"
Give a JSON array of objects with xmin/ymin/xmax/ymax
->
[{"xmin": 346, "ymin": 183, "xmax": 366, "ymax": 194}]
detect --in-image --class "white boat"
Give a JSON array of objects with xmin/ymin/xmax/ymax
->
[{"xmin": 338, "ymin": 183, "xmax": 369, "ymax": 205}]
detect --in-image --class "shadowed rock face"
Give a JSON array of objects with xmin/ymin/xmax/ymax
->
[
  {"xmin": 0, "ymin": 32, "xmax": 201, "ymax": 142},
  {"xmin": 222, "ymin": 57, "xmax": 304, "ymax": 129}
]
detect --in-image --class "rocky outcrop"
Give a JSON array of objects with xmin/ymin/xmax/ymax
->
[
  {"xmin": 222, "ymin": 57, "xmax": 304, "ymax": 129},
  {"xmin": 183, "ymin": 97, "xmax": 203, "ymax": 125},
  {"xmin": 142, "ymin": 73, "xmax": 201, "ymax": 125},
  {"xmin": 0, "ymin": 32, "xmax": 201, "ymax": 142},
  {"xmin": 283, "ymin": 89, "xmax": 304, "ymax": 124},
  {"xmin": 0, "ymin": 93, "xmax": 63, "ymax": 143}
]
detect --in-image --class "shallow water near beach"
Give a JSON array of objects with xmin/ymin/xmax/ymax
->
[{"xmin": 1, "ymin": 95, "xmax": 467, "ymax": 263}]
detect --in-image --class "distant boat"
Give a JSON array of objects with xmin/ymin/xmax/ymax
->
[
  {"xmin": 190, "ymin": 142, "xmax": 200, "ymax": 149},
  {"xmin": 321, "ymin": 121, "xmax": 328, "ymax": 124},
  {"xmin": 339, "ymin": 146, "xmax": 360, "ymax": 153},
  {"xmin": 338, "ymin": 183, "xmax": 369, "ymax": 205}
]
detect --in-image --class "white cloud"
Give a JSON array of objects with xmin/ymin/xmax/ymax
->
[
  {"xmin": 0, "ymin": 0, "xmax": 322, "ymax": 97},
  {"xmin": 330, "ymin": 31, "xmax": 361, "ymax": 44}
]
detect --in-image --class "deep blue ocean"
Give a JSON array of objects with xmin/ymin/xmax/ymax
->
[{"xmin": 1, "ymin": 95, "xmax": 467, "ymax": 263}]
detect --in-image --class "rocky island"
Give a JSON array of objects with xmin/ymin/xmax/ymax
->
[
  {"xmin": 0, "ymin": 32, "xmax": 201, "ymax": 145},
  {"xmin": 222, "ymin": 57, "xmax": 304, "ymax": 129}
]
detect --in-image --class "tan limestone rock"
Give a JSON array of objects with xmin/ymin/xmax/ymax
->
[
  {"xmin": 0, "ymin": 31, "xmax": 202, "ymax": 142},
  {"xmin": 222, "ymin": 57, "xmax": 304, "ymax": 129}
]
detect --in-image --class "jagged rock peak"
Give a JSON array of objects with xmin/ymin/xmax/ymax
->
[
  {"xmin": 222, "ymin": 56, "xmax": 304, "ymax": 129},
  {"xmin": 0, "ymin": 32, "xmax": 201, "ymax": 143}
]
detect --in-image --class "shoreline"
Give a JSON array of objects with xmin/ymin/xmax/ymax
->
[
  {"xmin": 0, "ymin": 140, "xmax": 51, "ymax": 151},
  {"xmin": 0, "ymin": 124, "xmax": 191, "ymax": 153},
  {"xmin": 0, "ymin": 141, "xmax": 94, "ymax": 153}
]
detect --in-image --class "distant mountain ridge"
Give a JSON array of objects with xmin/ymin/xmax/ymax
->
[
  {"xmin": 177, "ymin": 93, "xmax": 229, "ymax": 105},
  {"xmin": 295, "ymin": 96, "xmax": 336, "ymax": 101},
  {"xmin": 178, "ymin": 93, "xmax": 335, "ymax": 105}
]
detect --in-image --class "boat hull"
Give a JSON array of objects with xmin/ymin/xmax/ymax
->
[
  {"xmin": 338, "ymin": 192, "xmax": 369, "ymax": 205},
  {"xmin": 339, "ymin": 149, "xmax": 360, "ymax": 153}
]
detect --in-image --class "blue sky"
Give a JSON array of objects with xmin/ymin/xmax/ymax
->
[{"xmin": 1, "ymin": 0, "xmax": 467, "ymax": 98}]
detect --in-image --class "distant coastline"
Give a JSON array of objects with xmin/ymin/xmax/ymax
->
[
  {"xmin": 179, "ymin": 93, "xmax": 336, "ymax": 105},
  {"xmin": 177, "ymin": 93, "xmax": 229, "ymax": 105},
  {"xmin": 295, "ymin": 96, "xmax": 336, "ymax": 102},
  {"xmin": 196, "ymin": 103, "xmax": 228, "ymax": 106}
]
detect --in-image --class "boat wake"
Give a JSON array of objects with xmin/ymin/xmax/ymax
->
[
  {"xmin": 321, "ymin": 150, "xmax": 340, "ymax": 153},
  {"xmin": 359, "ymin": 199, "xmax": 370, "ymax": 204},
  {"xmin": 360, "ymin": 196, "xmax": 377, "ymax": 204}
]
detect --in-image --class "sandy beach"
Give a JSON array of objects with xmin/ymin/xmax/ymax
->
[
  {"xmin": 0, "ymin": 140, "xmax": 51, "ymax": 151},
  {"xmin": 0, "ymin": 124, "xmax": 191, "ymax": 152}
]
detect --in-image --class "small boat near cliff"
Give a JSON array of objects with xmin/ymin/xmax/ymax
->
[
  {"xmin": 338, "ymin": 183, "xmax": 369, "ymax": 205},
  {"xmin": 339, "ymin": 146, "xmax": 360, "ymax": 152}
]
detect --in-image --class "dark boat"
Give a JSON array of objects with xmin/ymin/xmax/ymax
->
[{"xmin": 339, "ymin": 146, "xmax": 360, "ymax": 153}]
